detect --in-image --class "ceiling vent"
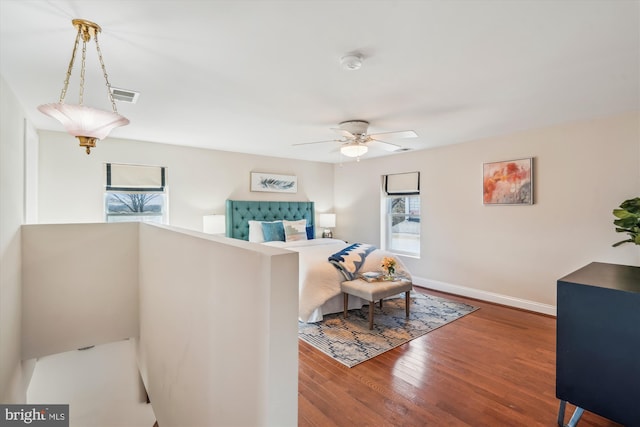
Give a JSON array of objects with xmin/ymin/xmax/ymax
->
[{"xmin": 110, "ymin": 87, "xmax": 140, "ymax": 104}]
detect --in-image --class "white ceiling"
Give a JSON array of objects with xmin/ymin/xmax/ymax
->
[{"xmin": 1, "ymin": 0, "xmax": 638, "ymax": 163}]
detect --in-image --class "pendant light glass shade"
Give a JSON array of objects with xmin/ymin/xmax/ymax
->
[
  {"xmin": 39, "ymin": 19, "xmax": 129, "ymax": 154},
  {"xmin": 38, "ymin": 103, "xmax": 129, "ymax": 146}
]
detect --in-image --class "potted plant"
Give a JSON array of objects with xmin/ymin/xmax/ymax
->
[{"xmin": 612, "ymin": 197, "xmax": 640, "ymax": 247}]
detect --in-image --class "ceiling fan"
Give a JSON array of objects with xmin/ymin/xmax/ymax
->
[{"xmin": 294, "ymin": 120, "xmax": 418, "ymax": 158}]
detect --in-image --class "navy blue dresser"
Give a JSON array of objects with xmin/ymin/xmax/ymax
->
[{"xmin": 556, "ymin": 262, "xmax": 640, "ymax": 426}]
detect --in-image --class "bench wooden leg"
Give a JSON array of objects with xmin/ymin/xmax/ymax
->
[
  {"xmin": 343, "ymin": 293, "xmax": 348, "ymax": 318},
  {"xmin": 405, "ymin": 291, "xmax": 410, "ymax": 317},
  {"xmin": 369, "ymin": 301, "xmax": 374, "ymax": 329}
]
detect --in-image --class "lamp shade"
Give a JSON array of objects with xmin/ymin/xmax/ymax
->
[
  {"xmin": 318, "ymin": 213, "xmax": 336, "ymax": 228},
  {"xmin": 38, "ymin": 103, "xmax": 129, "ymax": 140},
  {"xmin": 340, "ymin": 143, "xmax": 368, "ymax": 158},
  {"xmin": 203, "ymin": 214, "xmax": 226, "ymax": 234}
]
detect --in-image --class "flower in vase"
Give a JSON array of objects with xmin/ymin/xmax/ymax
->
[{"xmin": 381, "ymin": 256, "xmax": 396, "ymax": 276}]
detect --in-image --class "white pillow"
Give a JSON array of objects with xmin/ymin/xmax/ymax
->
[
  {"xmin": 248, "ymin": 220, "xmax": 265, "ymax": 243},
  {"xmin": 283, "ymin": 219, "xmax": 308, "ymax": 242}
]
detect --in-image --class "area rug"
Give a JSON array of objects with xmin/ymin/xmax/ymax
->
[{"xmin": 298, "ymin": 292, "xmax": 478, "ymax": 367}]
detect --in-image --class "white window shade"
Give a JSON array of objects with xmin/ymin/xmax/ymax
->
[
  {"xmin": 384, "ymin": 172, "xmax": 420, "ymax": 195},
  {"xmin": 106, "ymin": 163, "xmax": 165, "ymax": 192}
]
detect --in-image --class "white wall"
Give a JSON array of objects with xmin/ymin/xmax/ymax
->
[
  {"xmin": 37, "ymin": 131, "xmax": 334, "ymax": 230},
  {"xmin": 137, "ymin": 224, "xmax": 298, "ymax": 427},
  {"xmin": 0, "ymin": 75, "xmax": 36, "ymax": 402},
  {"xmin": 35, "ymin": 112, "xmax": 639, "ymax": 316},
  {"xmin": 19, "ymin": 221, "xmax": 298, "ymax": 426},
  {"xmin": 21, "ymin": 223, "xmax": 139, "ymax": 359},
  {"xmin": 335, "ymin": 113, "xmax": 640, "ymax": 312}
]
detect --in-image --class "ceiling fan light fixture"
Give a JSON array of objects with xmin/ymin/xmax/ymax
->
[
  {"xmin": 341, "ymin": 143, "xmax": 368, "ymax": 158},
  {"xmin": 38, "ymin": 19, "xmax": 129, "ymax": 154}
]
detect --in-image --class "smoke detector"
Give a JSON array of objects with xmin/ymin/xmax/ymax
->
[{"xmin": 340, "ymin": 54, "xmax": 363, "ymax": 71}]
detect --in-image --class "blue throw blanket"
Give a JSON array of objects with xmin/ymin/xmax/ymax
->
[{"xmin": 328, "ymin": 243, "xmax": 376, "ymax": 281}]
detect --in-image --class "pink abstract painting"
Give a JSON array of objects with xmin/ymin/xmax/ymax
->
[{"xmin": 483, "ymin": 158, "xmax": 533, "ymax": 205}]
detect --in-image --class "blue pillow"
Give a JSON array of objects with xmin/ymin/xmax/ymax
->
[
  {"xmin": 306, "ymin": 224, "xmax": 315, "ymax": 240},
  {"xmin": 262, "ymin": 221, "xmax": 285, "ymax": 242}
]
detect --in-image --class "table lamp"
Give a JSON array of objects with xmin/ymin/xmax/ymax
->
[{"xmin": 318, "ymin": 213, "xmax": 336, "ymax": 238}]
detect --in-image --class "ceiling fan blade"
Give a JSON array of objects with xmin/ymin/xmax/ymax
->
[
  {"xmin": 292, "ymin": 139, "xmax": 342, "ymax": 146},
  {"xmin": 369, "ymin": 130, "xmax": 418, "ymax": 140},
  {"xmin": 371, "ymin": 138, "xmax": 403, "ymax": 151},
  {"xmin": 331, "ymin": 128, "xmax": 356, "ymax": 139}
]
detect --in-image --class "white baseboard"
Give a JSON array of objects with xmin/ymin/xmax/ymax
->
[{"xmin": 412, "ymin": 276, "xmax": 557, "ymax": 316}]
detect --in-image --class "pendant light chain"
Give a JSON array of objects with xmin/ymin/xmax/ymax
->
[
  {"xmin": 79, "ymin": 36, "xmax": 87, "ymax": 105},
  {"xmin": 58, "ymin": 28, "xmax": 82, "ymax": 104},
  {"xmin": 94, "ymin": 33, "xmax": 119, "ymax": 113},
  {"xmin": 57, "ymin": 23, "xmax": 119, "ymax": 113}
]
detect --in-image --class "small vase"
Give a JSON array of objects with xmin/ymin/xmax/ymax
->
[{"xmin": 385, "ymin": 268, "xmax": 395, "ymax": 280}]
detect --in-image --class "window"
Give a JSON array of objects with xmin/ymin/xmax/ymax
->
[
  {"xmin": 104, "ymin": 163, "xmax": 168, "ymax": 224},
  {"xmin": 382, "ymin": 172, "xmax": 420, "ymax": 257}
]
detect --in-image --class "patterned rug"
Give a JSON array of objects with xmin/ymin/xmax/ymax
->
[{"xmin": 298, "ymin": 292, "xmax": 478, "ymax": 367}]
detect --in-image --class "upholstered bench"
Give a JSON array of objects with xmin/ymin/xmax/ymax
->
[{"xmin": 341, "ymin": 278, "xmax": 413, "ymax": 329}]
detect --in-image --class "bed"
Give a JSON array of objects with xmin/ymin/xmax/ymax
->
[{"xmin": 225, "ymin": 200, "xmax": 411, "ymax": 322}]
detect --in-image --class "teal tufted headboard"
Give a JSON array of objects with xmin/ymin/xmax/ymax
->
[{"xmin": 225, "ymin": 200, "xmax": 315, "ymax": 240}]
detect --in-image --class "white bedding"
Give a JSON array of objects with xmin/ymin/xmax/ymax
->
[{"xmin": 263, "ymin": 238, "xmax": 411, "ymax": 322}]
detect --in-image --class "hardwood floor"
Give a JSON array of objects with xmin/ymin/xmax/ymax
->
[{"xmin": 298, "ymin": 287, "xmax": 622, "ymax": 427}]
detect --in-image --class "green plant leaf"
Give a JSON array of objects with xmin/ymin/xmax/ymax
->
[
  {"xmin": 613, "ymin": 239, "xmax": 633, "ymax": 247},
  {"xmin": 613, "ymin": 208, "xmax": 633, "ymax": 219},
  {"xmin": 612, "ymin": 197, "xmax": 640, "ymax": 247},
  {"xmin": 614, "ymin": 218, "xmax": 636, "ymax": 228},
  {"xmin": 620, "ymin": 198, "xmax": 640, "ymax": 212}
]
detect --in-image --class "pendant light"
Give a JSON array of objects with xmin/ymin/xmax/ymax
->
[{"xmin": 38, "ymin": 19, "xmax": 129, "ymax": 154}]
